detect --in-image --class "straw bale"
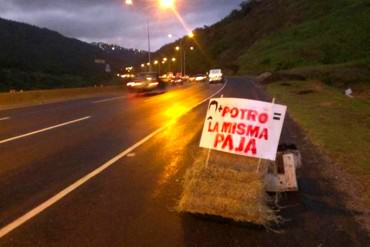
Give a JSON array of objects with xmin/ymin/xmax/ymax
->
[{"xmin": 178, "ymin": 157, "xmax": 278, "ymax": 225}]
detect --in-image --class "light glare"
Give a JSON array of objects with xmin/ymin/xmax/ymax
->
[{"xmin": 160, "ymin": 0, "xmax": 175, "ymax": 9}]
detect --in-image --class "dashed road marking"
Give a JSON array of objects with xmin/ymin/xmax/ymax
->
[
  {"xmin": 92, "ymin": 96, "xmax": 128, "ymax": 104},
  {"xmin": 0, "ymin": 116, "xmax": 91, "ymax": 145}
]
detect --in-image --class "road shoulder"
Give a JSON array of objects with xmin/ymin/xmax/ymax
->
[{"xmin": 264, "ymin": 78, "xmax": 370, "ymax": 234}]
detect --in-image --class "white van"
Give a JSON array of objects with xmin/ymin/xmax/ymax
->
[{"xmin": 208, "ymin": 69, "xmax": 224, "ymax": 83}]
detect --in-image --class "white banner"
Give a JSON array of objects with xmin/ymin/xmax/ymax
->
[{"xmin": 199, "ymin": 98, "xmax": 287, "ymax": 161}]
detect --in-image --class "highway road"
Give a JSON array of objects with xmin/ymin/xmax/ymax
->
[{"xmin": 0, "ymin": 78, "xmax": 368, "ymax": 246}]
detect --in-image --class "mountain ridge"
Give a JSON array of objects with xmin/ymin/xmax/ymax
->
[{"xmin": 0, "ymin": 17, "xmax": 146, "ymax": 91}]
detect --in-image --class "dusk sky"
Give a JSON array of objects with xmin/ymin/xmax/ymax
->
[{"xmin": 0, "ymin": 0, "xmax": 242, "ymax": 51}]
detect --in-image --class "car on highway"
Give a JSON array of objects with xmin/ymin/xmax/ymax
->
[
  {"xmin": 208, "ymin": 69, "xmax": 224, "ymax": 83},
  {"xmin": 193, "ymin": 74, "xmax": 207, "ymax": 82},
  {"xmin": 171, "ymin": 75, "xmax": 184, "ymax": 86},
  {"xmin": 126, "ymin": 72, "xmax": 167, "ymax": 94}
]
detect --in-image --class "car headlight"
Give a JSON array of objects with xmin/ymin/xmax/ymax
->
[
  {"xmin": 127, "ymin": 82, "xmax": 143, "ymax": 87},
  {"xmin": 149, "ymin": 82, "xmax": 159, "ymax": 87}
]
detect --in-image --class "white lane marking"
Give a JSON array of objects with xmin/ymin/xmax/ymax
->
[
  {"xmin": 0, "ymin": 81, "xmax": 227, "ymax": 238},
  {"xmin": 92, "ymin": 96, "xmax": 128, "ymax": 104},
  {"xmin": 0, "ymin": 116, "xmax": 91, "ymax": 145},
  {"xmin": 0, "ymin": 127, "xmax": 164, "ymax": 238},
  {"xmin": 126, "ymin": 153, "xmax": 136, "ymax": 157},
  {"xmin": 0, "ymin": 117, "xmax": 10, "ymax": 121}
]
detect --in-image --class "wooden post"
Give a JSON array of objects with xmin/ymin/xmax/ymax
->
[{"xmin": 205, "ymin": 148, "xmax": 211, "ymax": 168}]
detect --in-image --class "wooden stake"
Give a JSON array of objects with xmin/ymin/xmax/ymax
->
[{"xmin": 205, "ymin": 148, "xmax": 211, "ymax": 168}]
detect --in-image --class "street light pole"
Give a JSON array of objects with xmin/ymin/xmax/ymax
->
[
  {"xmin": 184, "ymin": 44, "xmax": 186, "ymax": 76},
  {"xmin": 185, "ymin": 46, "xmax": 195, "ymax": 75},
  {"xmin": 127, "ymin": 0, "xmax": 180, "ymax": 75},
  {"xmin": 184, "ymin": 32, "xmax": 194, "ymax": 76},
  {"xmin": 126, "ymin": 0, "xmax": 157, "ymax": 72},
  {"xmin": 146, "ymin": 18, "xmax": 152, "ymax": 72},
  {"xmin": 169, "ymin": 32, "xmax": 194, "ymax": 77},
  {"xmin": 180, "ymin": 39, "xmax": 183, "ymax": 76}
]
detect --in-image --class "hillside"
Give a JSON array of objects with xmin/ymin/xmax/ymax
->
[
  {"xmin": 0, "ymin": 18, "xmax": 146, "ymax": 91},
  {"xmin": 237, "ymin": 0, "xmax": 370, "ymax": 73},
  {"xmin": 156, "ymin": 0, "xmax": 370, "ymax": 81}
]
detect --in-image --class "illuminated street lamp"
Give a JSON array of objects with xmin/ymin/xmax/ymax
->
[
  {"xmin": 167, "ymin": 57, "xmax": 176, "ymax": 72},
  {"xmin": 171, "ymin": 57, "xmax": 177, "ymax": 73},
  {"xmin": 162, "ymin": 59, "xmax": 167, "ymax": 73},
  {"xmin": 174, "ymin": 46, "xmax": 181, "ymax": 74},
  {"xmin": 153, "ymin": 60, "xmax": 161, "ymax": 73},
  {"xmin": 168, "ymin": 34, "xmax": 183, "ymax": 75},
  {"xmin": 168, "ymin": 32, "xmax": 195, "ymax": 76},
  {"xmin": 159, "ymin": 0, "xmax": 175, "ymax": 9},
  {"xmin": 126, "ymin": 0, "xmax": 175, "ymax": 72},
  {"xmin": 140, "ymin": 63, "xmax": 146, "ymax": 72}
]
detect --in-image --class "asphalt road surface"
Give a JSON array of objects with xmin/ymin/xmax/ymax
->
[{"xmin": 0, "ymin": 78, "xmax": 368, "ymax": 246}]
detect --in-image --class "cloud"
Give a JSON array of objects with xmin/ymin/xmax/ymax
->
[{"xmin": 0, "ymin": 0, "xmax": 242, "ymax": 50}]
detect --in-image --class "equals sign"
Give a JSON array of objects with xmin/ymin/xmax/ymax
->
[{"xmin": 273, "ymin": 112, "xmax": 282, "ymax": 120}]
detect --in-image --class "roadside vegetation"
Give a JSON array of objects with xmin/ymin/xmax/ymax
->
[
  {"xmin": 267, "ymin": 80, "xmax": 370, "ymax": 201},
  {"xmin": 238, "ymin": 0, "xmax": 370, "ymax": 73}
]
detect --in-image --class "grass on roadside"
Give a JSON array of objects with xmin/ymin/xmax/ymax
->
[
  {"xmin": 266, "ymin": 80, "xmax": 370, "ymax": 199},
  {"xmin": 238, "ymin": 0, "xmax": 370, "ymax": 73}
]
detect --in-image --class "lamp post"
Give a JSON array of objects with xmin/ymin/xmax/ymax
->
[
  {"xmin": 184, "ymin": 32, "xmax": 194, "ymax": 76},
  {"xmin": 147, "ymin": 19, "xmax": 151, "ymax": 72},
  {"xmin": 169, "ymin": 32, "xmax": 194, "ymax": 76},
  {"xmin": 162, "ymin": 57, "xmax": 168, "ymax": 74},
  {"xmin": 175, "ymin": 44, "xmax": 182, "ymax": 75},
  {"xmin": 125, "ymin": 0, "xmax": 176, "ymax": 72},
  {"xmin": 153, "ymin": 60, "xmax": 160, "ymax": 74},
  {"xmin": 161, "ymin": 60, "xmax": 166, "ymax": 74},
  {"xmin": 169, "ymin": 57, "xmax": 176, "ymax": 73},
  {"xmin": 184, "ymin": 45, "xmax": 195, "ymax": 76}
]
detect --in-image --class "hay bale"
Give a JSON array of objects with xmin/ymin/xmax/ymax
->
[{"xmin": 178, "ymin": 154, "xmax": 277, "ymax": 225}]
